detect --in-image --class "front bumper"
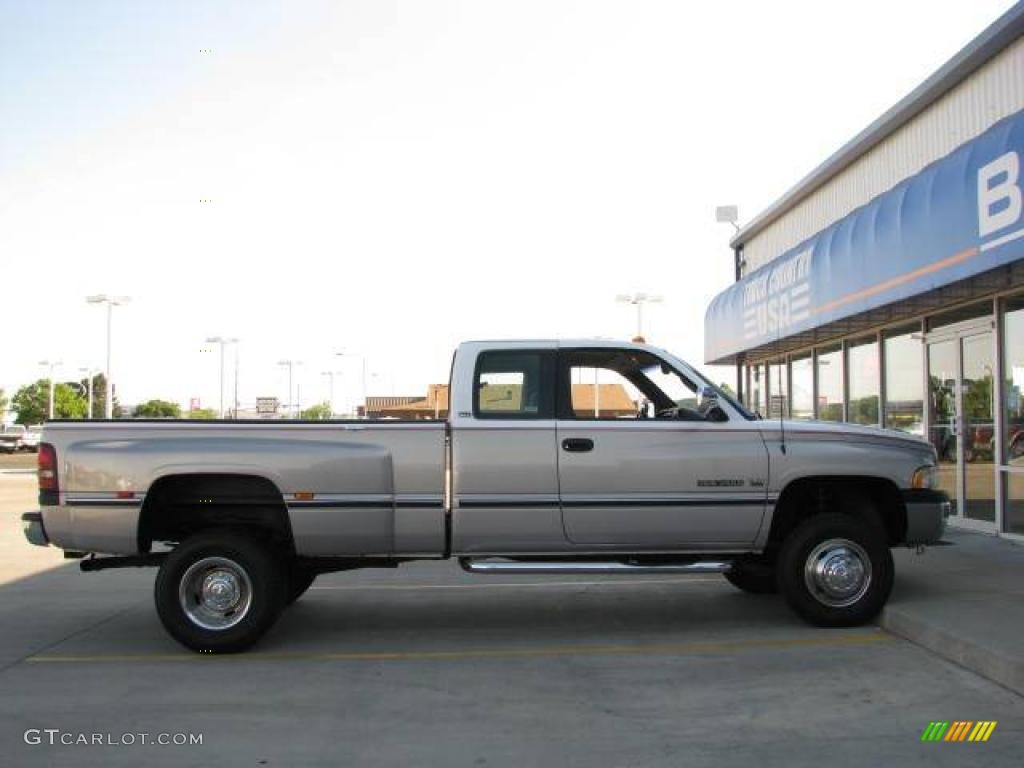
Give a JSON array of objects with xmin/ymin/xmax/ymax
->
[
  {"xmin": 22, "ymin": 512, "xmax": 49, "ymax": 547},
  {"xmin": 901, "ymin": 489, "xmax": 951, "ymax": 545}
]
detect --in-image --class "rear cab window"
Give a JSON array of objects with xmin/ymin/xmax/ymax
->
[{"xmin": 473, "ymin": 350, "xmax": 556, "ymax": 419}]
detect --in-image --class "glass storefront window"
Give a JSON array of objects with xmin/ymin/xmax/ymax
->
[
  {"xmin": 748, "ymin": 364, "xmax": 767, "ymax": 416},
  {"xmin": 848, "ymin": 336, "xmax": 880, "ymax": 426},
  {"xmin": 816, "ymin": 344, "xmax": 843, "ymax": 421},
  {"xmin": 884, "ymin": 326, "xmax": 924, "ymax": 435},
  {"xmin": 790, "ymin": 354, "xmax": 813, "ymax": 420},
  {"xmin": 768, "ymin": 360, "xmax": 788, "ymax": 418},
  {"xmin": 1003, "ymin": 295, "xmax": 1024, "ymax": 465}
]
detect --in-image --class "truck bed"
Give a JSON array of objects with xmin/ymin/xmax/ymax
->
[{"xmin": 39, "ymin": 420, "xmax": 447, "ymax": 557}]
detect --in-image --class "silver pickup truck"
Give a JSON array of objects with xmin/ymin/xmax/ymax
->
[{"xmin": 23, "ymin": 339, "xmax": 949, "ymax": 653}]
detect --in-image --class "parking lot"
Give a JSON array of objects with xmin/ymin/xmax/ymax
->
[{"xmin": 1, "ymin": 472, "xmax": 1022, "ymax": 767}]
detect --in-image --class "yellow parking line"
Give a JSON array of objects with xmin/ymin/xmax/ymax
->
[{"xmin": 24, "ymin": 631, "xmax": 893, "ymax": 665}]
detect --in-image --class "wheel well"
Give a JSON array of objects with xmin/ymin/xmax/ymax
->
[
  {"xmin": 765, "ymin": 476, "xmax": 907, "ymax": 555},
  {"xmin": 138, "ymin": 474, "xmax": 293, "ymax": 554}
]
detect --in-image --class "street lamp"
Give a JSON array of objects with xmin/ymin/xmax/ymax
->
[
  {"xmin": 278, "ymin": 360, "xmax": 302, "ymax": 418},
  {"xmin": 321, "ymin": 371, "xmax": 343, "ymax": 416},
  {"xmin": 206, "ymin": 336, "xmax": 239, "ymax": 418},
  {"xmin": 38, "ymin": 360, "xmax": 63, "ymax": 420},
  {"xmin": 716, "ymin": 205, "xmax": 745, "ymax": 280},
  {"xmin": 335, "ymin": 351, "xmax": 368, "ymax": 419},
  {"xmin": 78, "ymin": 367, "xmax": 95, "ymax": 419},
  {"xmin": 86, "ymin": 294, "xmax": 130, "ymax": 419},
  {"xmin": 615, "ymin": 292, "xmax": 663, "ymax": 341}
]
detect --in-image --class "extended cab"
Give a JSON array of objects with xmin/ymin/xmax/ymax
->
[{"xmin": 23, "ymin": 340, "xmax": 949, "ymax": 652}]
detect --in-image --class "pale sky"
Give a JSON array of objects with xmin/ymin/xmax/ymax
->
[{"xmin": 0, "ymin": 0, "xmax": 1014, "ymax": 415}]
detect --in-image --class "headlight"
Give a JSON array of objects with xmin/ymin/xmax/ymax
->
[{"xmin": 911, "ymin": 464, "xmax": 937, "ymax": 490}]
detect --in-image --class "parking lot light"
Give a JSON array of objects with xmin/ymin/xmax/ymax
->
[
  {"xmin": 86, "ymin": 295, "xmax": 130, "ymax": 419},
  {"xmin": 38, "ymin": 360, "xmax": 63, "ymax": 420}
]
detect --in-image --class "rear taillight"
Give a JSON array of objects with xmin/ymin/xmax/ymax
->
[{"xmin": 38, "ymin": 443, "xmax": 58, "ymax": 493}]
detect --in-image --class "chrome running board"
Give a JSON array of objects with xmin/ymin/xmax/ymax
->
[{"xmin": 460, "ymin": 558, "xmax": 732, "ymax": 575}]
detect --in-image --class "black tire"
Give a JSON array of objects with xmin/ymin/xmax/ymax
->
[
  {"xmin": 155, "ymin": 530, "xmax": 288, "ymax": 653},
  {"xmin": 724, "ymin": 558, "xmax": 778, "ymax": 594},
  {"xmin": 287, "ymin": 566, "xmax": 317, "ymax": 605},
  {"xmin": 777, "ymin": 513, "xmax": 893, "ymax": 627}
]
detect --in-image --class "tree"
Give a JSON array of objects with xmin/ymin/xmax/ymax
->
[
  {"xmin": 717, "ymin": 382, "xmax": 737, "ymax": 398},
  {"xmin": 300, "ymin": 402, "xmax": 333, "ymax": 420},
  {"xmin": 11, "ymin": 379, "xmax": 87, "ymax": 424},
  {"xmin": 848, "ymin": 395, "xmax": 880, "ymax": 425},
  {"xmin": 0, "ymin": 388, "xmax": 7, "ymax": 418},
  {"xmin": 187, "ymin": 408, "xmax": 218, "ymax": 420},
  {"xmin": 86, "ymin": 373, "xmax": 124, "ymax": 419},
  {"xmin": 133, "ymin": 399, "xmax": 182, "ymax": 418}
]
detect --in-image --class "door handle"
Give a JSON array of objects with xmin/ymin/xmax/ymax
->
[{"xmin": 562, "ymin": 438, "xmax": 594, "ymax": 453}]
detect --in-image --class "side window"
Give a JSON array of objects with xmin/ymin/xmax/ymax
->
[
  {"xmin": 568, "ymin": 367, "xmax": 640, "ymax": 419},
  {"xmin": 560, "ymin": 348, "xmax": 721, "ymax": 421},
  {"xmin": 474, "ymin": 351, "xmax": 555, "ymax": 419}
]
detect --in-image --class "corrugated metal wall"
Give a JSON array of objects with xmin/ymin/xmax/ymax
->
[{"xmin": 743, "ymin": 37, "xmax": 1024, "ymax": 274}]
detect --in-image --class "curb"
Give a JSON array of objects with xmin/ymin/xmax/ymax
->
[{"xmin": 879, "ymin": 606, "xmax": 1024, "ymax": 696}]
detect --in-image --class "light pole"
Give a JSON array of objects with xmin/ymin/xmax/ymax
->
[
  {"xmin": 78, "ymin": 367, "xmax": 94, "ymax": 419},
  {"xmin": 278, "ymin": 360, "xmax": 302, "ymax": 418},
  {"xmin": 38, "ymin": 360, "xmax": 63, "ymax": 420},
  {"xmin": 321, "ymin": 371, "xmax": 342, "ymax": 416},
  {"xmin": 233, "ymin": 342, "xmax": 240, "ymax": 418},
  {"xmin": 86, "ymin": 295, "xmax": 130, "ymax": 419},
  {"xmin": 615, "ymin": 292, "xmax": 662, "ymax": 341},
  {"xmin": 206, "ymin": 337, "xmax": 239, "ymax": 418},
  {"xmin": 335, "ymin": 351, "xmax": 368, "ymax": 418}
]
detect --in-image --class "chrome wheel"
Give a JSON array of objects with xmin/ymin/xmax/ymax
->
[
  {"xmin": 178, "ymin": 556, "xmax": 253, "ymax": 631},
  {"xmin": 803, "ymin": 538, "xmax": 872, "ymax": 608}
]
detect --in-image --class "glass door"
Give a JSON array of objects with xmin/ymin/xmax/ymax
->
[
  {"xmin": 961, "ymin": 331, "xmax": 996, "ymax": 523},
  {"xmin": 926, "ymin": 330, "xmax": 997, "ymax": 527},
  {"xmin": 927, "ymin": 339, "xmax": 959, "ymax": 516}
]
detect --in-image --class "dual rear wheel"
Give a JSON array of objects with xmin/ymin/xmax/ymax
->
[{"xmin": 155, "ymin": 531, "xmax": 316, "ymax": 653}]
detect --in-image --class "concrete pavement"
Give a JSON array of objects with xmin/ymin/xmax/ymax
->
[{"xmin": 883, "ymin": 527, "xmax": 1024, "ymax": 695}]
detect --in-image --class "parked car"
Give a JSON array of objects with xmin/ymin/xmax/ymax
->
[
  {"xmin": 23, "ymin": 339, "xmax": 949, "ymax": 653},
  {"xmin": 19, "ymin": 425, "xmax": 42, "ymax": 452},
  {"xmin": 1, "ymin": 424, "xmax": 43, "ymax": 453},
  {"xmin": 1, "ymin": 424, "xmax": 27, "ymax": 453}
]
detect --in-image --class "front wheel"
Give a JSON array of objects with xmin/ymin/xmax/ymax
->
[
  {"xmin": 155, "ymin": 531, "xmax": 288, "ymax": 653},
  {"xmin": 777, "ymin": 513, "xmax": 893, "ymax": 627}
]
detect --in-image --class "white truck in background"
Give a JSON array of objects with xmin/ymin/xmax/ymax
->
[{"xmin": 1, "ymin": 424, "xmax": 42, "ymax": 453}]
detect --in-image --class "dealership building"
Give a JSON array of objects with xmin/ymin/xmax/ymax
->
[{"xmin": 704, "ymin": 5, "xmax": 1024, "ymax": 538}]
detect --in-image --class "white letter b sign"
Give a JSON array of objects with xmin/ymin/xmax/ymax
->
[{"xmin": 978, "ymin": 151, "xmax": 1022, "ymax": 238}]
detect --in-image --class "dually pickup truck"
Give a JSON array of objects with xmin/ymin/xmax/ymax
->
[{"xmin": 23, "ymin": 340, "xmax": 949, "ymax": 652}]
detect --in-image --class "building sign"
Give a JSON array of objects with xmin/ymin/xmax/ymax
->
[
  {"xmin": 255, "ymin": 397, "xmax": 279, "ymax": 415},
  {"xmin": 741, "ymin": 247, "xmax": 812, "ymax": 341},
  {"xmin": 705, "ymin": 108, "xmax": 1024, "ymax": 363}
]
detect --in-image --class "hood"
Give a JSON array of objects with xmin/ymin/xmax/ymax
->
[{"xmin": 759, "ymin": 418, "xmax": 933, "ymax": 453}]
